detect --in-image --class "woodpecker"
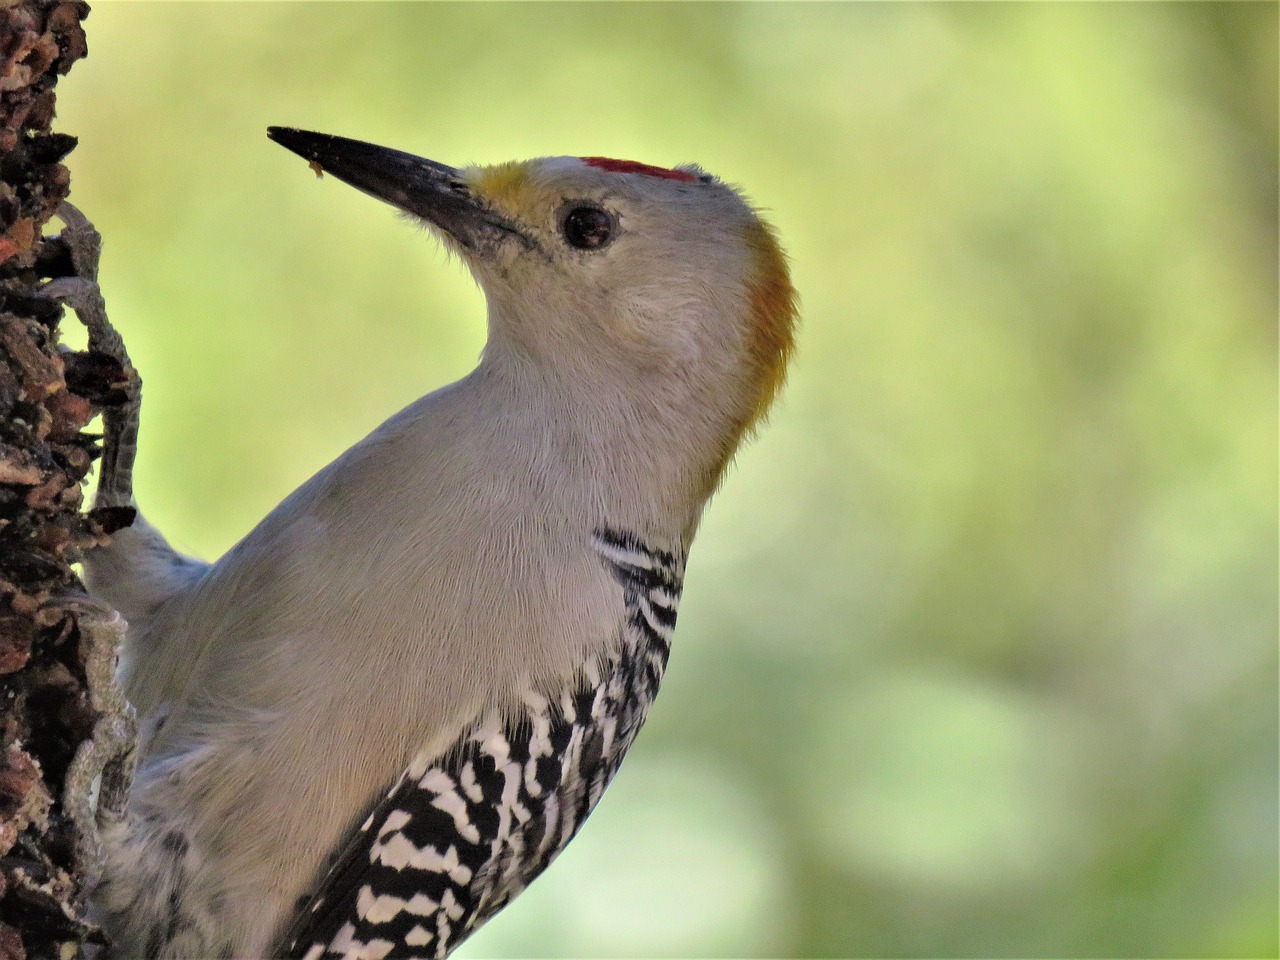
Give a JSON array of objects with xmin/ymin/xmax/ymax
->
[{"xmin": 79, "ymin": 129, "xmax": 797, "ymax": 959}]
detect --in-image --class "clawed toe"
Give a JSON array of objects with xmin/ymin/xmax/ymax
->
[{"xmin": 36, "ymin": 203, "xmax": 141, "ymax": 511}]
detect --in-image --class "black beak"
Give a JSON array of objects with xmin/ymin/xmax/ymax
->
[{"xmin": 267, "ymin": 127, "xmax": 527, "ymax": 251}]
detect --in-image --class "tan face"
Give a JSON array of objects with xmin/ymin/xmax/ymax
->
[{"xmin": 457, "ymin": 157, "xmax": 796, "ymax": 431}]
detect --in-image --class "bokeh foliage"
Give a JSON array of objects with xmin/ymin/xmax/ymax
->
[{"xmin": 58, "ymin": 3, "xmax": 1275, "ymax": 957}]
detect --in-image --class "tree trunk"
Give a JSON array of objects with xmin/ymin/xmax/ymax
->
[{"xmin": 0, "ymin": 4, "xmax": 134, "ymax": 957}]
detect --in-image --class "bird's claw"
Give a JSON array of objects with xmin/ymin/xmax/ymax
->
[{"xmin": 37, "ymin": 202, "xmax": 140, "ymax": 509}]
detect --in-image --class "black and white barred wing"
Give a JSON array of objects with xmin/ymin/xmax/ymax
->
[{"xmin": 280, "ymin": 529, "xmax": 685, "ymax": 960}]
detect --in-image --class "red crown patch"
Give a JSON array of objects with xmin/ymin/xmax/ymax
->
[{"xmin": 581, "ymin": 157, "xmax": 698, "ymax": 183}]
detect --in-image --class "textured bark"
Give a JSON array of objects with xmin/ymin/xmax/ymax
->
[{"xmin": 0, "ymin": 3, "xmax": 134, "ymax": 957}]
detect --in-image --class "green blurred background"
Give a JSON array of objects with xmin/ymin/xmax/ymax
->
[{"xmin": 57, "ymin": 3, "xmax": 1276, "ymax": 957}]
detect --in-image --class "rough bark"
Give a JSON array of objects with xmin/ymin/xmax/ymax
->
[{"xmin": 0, "ymin": 3, "xmax": 134, "ymax": 957}]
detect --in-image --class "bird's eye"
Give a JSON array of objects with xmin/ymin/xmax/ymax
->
[{"xmin": 561, "ymin": 206, "xmax": 615, "ymax": 250}]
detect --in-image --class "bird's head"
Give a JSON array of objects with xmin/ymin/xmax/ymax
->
[{"xmin": 269, "ymin": 128, "xmax": 796, "ymax": 499}]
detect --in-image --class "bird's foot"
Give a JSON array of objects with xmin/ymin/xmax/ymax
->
[
  {"xmin": 59, "ymin": 593, "xmax": 137, "ymax": 889},
  {"xmin": 39, "ymin": 203, "xmax": 141, "ymax": 510}
]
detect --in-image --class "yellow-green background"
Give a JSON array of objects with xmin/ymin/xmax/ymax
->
[{"xmin": 58, "ymin": 3, "xmax": 1276, "ymax": 957}]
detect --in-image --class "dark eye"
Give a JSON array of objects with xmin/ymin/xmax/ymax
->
[{"xmin": 562, "ymin": 206, "xmax": 615, "ymax": 250}]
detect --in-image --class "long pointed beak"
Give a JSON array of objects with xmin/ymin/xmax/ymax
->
[{"xmin": 267, "ymin": 127, "xmax": 527, "ymax": 251}]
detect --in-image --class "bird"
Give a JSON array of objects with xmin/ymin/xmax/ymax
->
[{"xmin": 80, "ymin": 128, "xmax": 797, "ymax": 959}]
